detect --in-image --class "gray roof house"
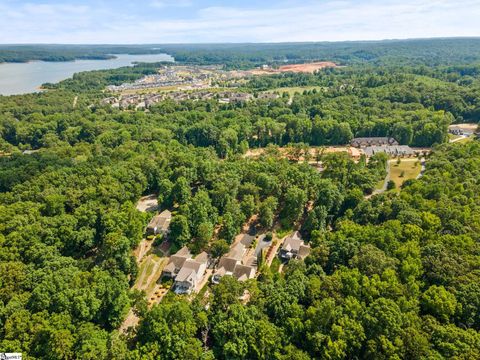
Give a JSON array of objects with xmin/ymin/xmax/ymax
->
[
  {"xmin": 351, "ymin": 137, "xmax": 399, "ymax": 148},
  {"xmin": 449, "ymin": 127, "xmax": 464, "ymax": 135},
  {"xmin": 212, "ymin": 257, "xmax": 238, "ymax": 283},
  {"xmin": 280, "ymin": 231, "xmax": 311, "ymax": 260},
  {"xmin": 212, "ymin": 241, "xmax": 256, "ymax": 284},
  {"xmin": 363, "ymin": 145, "xmax": 414, "ymax": 157},
  {"xmin": 146, "ymin": 210, "xmax": 172, "ymax": 235},
  {"xmin": 233, "ymin": 264, "xmax": 256, "ymax": 282},
  {"xmin": 162, "ymin": 246, "xmax": 191, "ymax": 279},
  {"xmin": 173, "ymin": 252, "xmax": 209, "ymax": 295}
]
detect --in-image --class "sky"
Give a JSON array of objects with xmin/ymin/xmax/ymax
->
[{"xmin": 0, "ymin": 0, "xmax": 479, "ymax": 44}]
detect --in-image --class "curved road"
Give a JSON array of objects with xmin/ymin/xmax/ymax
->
[{"xmin": 366, "ymin": 158, "xmax": 425, "ymax": 199}]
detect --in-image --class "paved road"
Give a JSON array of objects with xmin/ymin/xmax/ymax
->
[
  {"xmin": 365, "ymin": 160, "xmax": 391, "ymax": 199},
  {"xmin": 417, "ymin": 158, "xmax": 426, "ymax": 179}
]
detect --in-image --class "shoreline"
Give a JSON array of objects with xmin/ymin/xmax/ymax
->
[
  {"xmin": 0, "ymin": 52, "xmax": 173, "ymax": 66},
  {"xmin": 0, "ymin": 53, "xmax": 173, "ymax": 96}
]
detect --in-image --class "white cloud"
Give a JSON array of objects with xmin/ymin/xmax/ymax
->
[
  {"xmin": 150, "ymin": 0, "xmax": 193, "ymax": 9},
  {"xmin": 0, "ymin": 0, "xmax": 479, "ymax": 43}
]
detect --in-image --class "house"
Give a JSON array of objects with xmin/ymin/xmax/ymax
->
[
  {"xmin": 297, "ymin": 244, "xmax": 311, "ymax": 260},
  {"xmin": 229, "ymin": 242, "xmax": 247, "ymax": 261},
  {"xmin": 351, "ymin": 137, "xmax": 399, "ymax": 148},
  {"xmin": 146, "ymin": 210, "xmax": 172, "ymax": 236},
  {"xmin": 173, "ymin": 252, "xmax": 208, "ymax": 294},
  {"xmin": 233, "ymin": 264, "xmax": 256, "ymax": 282},
  {"xmin": 363, "ymin": 145, "xmax": 414, "ymax": 158},
  {"xmin": 449, "ymin": 127, "xmax": 464, "ymax": 135},
  {"xmin": 162, "ymin": 246, "xmax": 191, "ymax": 279},
  {"xmin": 212, "ymin": 257, "xmax": 239, "ymax": 283},
  {"xmin": 212, "ymin": 240, "xmax": 257, "ymax": 284},
  {"xmin": 280, "ymin": 231, "xmax": 311, "ymax": 260},
  {"xmin": 218, "ymin": 91, "xmax": 253, "ymax": 104}
]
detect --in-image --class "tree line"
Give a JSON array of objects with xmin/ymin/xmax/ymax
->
[{"xmin": 1, "ymin": 49, "xmax": 480, "ymax": 358}]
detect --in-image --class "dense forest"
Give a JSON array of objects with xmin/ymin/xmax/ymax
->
[
  {"xmin": 3, "ymin": 38, "xmax": 480, "ymax": 67},
  {"xmin": 158, "ymin": 38, "xmax": 480, "ymax": 68},
  {"xmin": 0, "ymin": 45, "xmax": 165, "ymax": 63},
  {"xmin": 1, "ymin": 42, "xmax": 480, "ymax": 359}
]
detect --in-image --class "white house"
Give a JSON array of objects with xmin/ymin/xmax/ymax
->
[{"xmin": 173, "ymin": 252, "xmax": 208, "ymax": 294}]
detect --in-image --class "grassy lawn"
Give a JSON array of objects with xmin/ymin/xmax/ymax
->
[
  {"xmin": 389, "ymin": 159, "xmax": 422, "ymax": 190},
  {"xmin": 275, "ymin": 227, "xmax": 292, "ymax": 239},
  {"xmin": 374, "ymin": 178, "xmax": 385, "ymax": 191},
  {"xmin": 457, "ymin": 135, "xmax": 475, "ymax": 144},
  {"xmin": 448, "ymin": 133, "xmax": 462, "ymax": 141},
  {"xmin": 135, "ymin": 253, "xmax": 168, "ymax": 293},
  {"xmin": 138, "ymin": 261, "xmax": 155, "ymax": 288},
  {"xmin": 270, "ymin": 257, "xmax": 282, "ymax": 273},
  {"xmin": 145, "ymin": 257, "xmax": 168, "ymax": 296}
]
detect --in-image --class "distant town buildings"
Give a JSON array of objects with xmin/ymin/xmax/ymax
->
[
  {"xmin": 102, "ymin": 90, "xmax": 255, "ymax": 110},
  {"xmin": 99, "ymin": 65, "xmax": 287, "ymax": 110},
  {"xmin": 106, "ymin": 65, "xmax": 226, "ymax": 92}
]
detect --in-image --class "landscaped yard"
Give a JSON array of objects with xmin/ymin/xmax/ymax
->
[
  {"xmin": 134, "ymin": 253, "xmax": 168, "ymax": 295},
  {"xmin": 389, "ymin": 159, "xmax": 422, "ymax": 190},
  {"xmin": 456, "ymin": 135, "xmax": 475, "ymax": 144},
  {"xmin": 448, "ymin": 133, "xmax": 462, "ymax": 141}
]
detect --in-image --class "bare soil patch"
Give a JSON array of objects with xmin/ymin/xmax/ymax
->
[
  {"xmin": 449, "ymin": 123, "xmax": 478, "ymax": 132},
  {"xmin": 278, "ymin": 62, "xmax": 338, "ymax": 73},
  {"xmin": 246, "ymin": 62, "xmax": 337, "ymax": 76},
  {"xmin": 136, "ymin": 194, "xmax": 158, "ymax": 212}
]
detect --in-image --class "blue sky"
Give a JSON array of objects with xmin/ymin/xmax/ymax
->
[{"xmin": 0, "ymin": 0, "xmax": 479, "ymax": 43}]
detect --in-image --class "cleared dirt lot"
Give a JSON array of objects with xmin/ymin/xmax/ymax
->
[
  {"xmin": 247, "ymin": 61, "xmax": 338, "ymax": 75},
  {"xmin": 136, "ymin": 194, "xmax": 158, "ymax": 212},
  {"xmin": 278, "ymin": 62, "xmax": 338, "ymax": 73},
  {"xmin": 448, "ymin": 123, "xmax": 478, "ymax": 133}
]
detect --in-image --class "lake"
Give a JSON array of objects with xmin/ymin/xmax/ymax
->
[{"xmin": 0, "ymin": 53, "xmax": 174, "ymax": 96}]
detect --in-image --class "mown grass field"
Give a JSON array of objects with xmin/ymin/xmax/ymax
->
[
  {"xmin": 456, "ymin": 135, "xmax": 475, "ymax": 144},
  {"xmin": 389, "ymin": 159, "xmax": 422, "ymax": 190}
]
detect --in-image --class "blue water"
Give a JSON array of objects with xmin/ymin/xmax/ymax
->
[{"xmin": 0, "ymin": 53, "xmax": 173, "ymax": 95}]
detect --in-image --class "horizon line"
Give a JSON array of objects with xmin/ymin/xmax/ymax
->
[{"xmin": 1, "ymin": 36, "xmax": 480, "ymax": 47}]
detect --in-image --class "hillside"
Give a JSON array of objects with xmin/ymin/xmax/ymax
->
[{"xmin": 1, "ymin": 46, "xmax": 480, "ymax": 359}]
